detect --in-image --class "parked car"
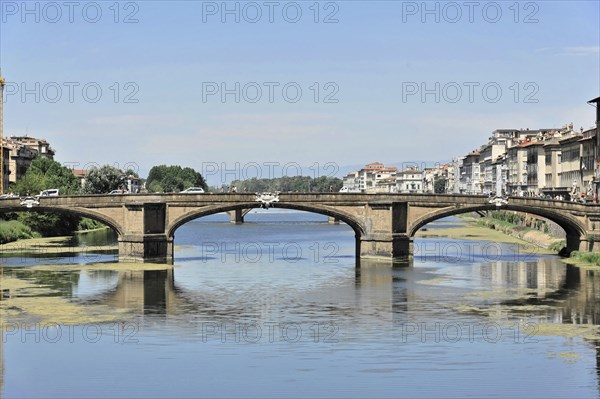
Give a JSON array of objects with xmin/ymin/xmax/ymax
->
[
  {"xmin": 181, "ymin": 187, "xmax": 205, "ymax": 194},
  {"xmin": 339, "ymin": 186, "xmax": 361, "ymax": 193},
  {"xmin": 38, "ymin": 189, "xmax": 59, "ymax": 197},
  {"xmin": 108, "ymin": 189, "xmax": 130, "ymax": 195}
]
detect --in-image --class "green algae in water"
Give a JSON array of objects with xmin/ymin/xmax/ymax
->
[
  {"xmin": 0, "ymin": 262, "xmax": 172, "ymax": 326},
  {"xmin": 1, "ymin": 296, "xmax": 132, "ymax": 326},
  {"xmin": 28, "ymin": 262, "xmax": 174, "ymax": 272}
]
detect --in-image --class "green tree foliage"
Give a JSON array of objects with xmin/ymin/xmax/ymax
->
[
  {"xmin": 8, "ymin": 157, "xmax": 82, "ymax": 237},
  {"xmin": 17, "ymin": 211, "xmax": 81, "ymax": 237},
  {"xmin": 434, "ymin": 176, "xmax": 447, "ymax": 194},
  {"xmin": 83, "ymin": 165, "xmax": 125, "ymax": 194},
  {"xmin": 124, "ymin": 168, "xmax": 139, "ymax": 178},
  {"xmin": 229, "ymin": 176, "xmax": 343, "ymax": 193},
  {"xmin": 12, "ymin": 157, "xmax": 80, "ymax": 195},
  {"xmin": 146, "ymin": 165, "xmax": 208, "ymax": 193},
  {"xmin": 77, "ymin": 217, "xmax": 108, "ymax": 231}
]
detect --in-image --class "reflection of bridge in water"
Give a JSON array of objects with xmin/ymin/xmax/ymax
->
[
  {"xmin": 2, "ymin": 194, "xmax": 600, "ymax": 262},
  {"xmin": 3, "ymin": 258, "xmax": 600, "ymax": 393},
  {"xmin": 78, "ymin": 258, "xmax": 596, "ymax": 324}
]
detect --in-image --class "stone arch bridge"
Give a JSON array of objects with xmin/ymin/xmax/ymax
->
[{"xmin": 1, "ymin": 193, "xmax": 599, "ymax": 262}]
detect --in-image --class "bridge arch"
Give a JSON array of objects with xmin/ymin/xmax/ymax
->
[
  {"xmin": 167, "ymin": 202, "xmax": 367, "ymax": 240},
  {"xmin": 0, "ymin": 205, "xmax": 123, "ymax": 236},
  {"xmin": 408, "ymin": 204, "xmax": 587, "ymax": 241}
]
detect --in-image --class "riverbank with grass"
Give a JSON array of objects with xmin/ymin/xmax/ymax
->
[
  {"xmin": 0, "ymin": 220, "xmax": 40, "ymax": 244},
  {"xmin": 77, "ymin": 217, "xmax": 109, "ymax": 232},
  {"xmin": 425, "ymin": 213, "xmax": 600, "ymax": 270},
  {"xmin": 562, "ymin": 251, "xmax": 600, "ymax": 270},
  {"xmin": 0, "ymin": 217, "xmax": 109, "ymax": 245},
  {"xmin": 417, "ymin": 215, "xmax": 559, "ymax": 255},
  {"xmin": 470, "ymin": 213, "xmax": 565, "ymax": 250}
]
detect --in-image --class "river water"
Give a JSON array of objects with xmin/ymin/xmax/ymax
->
[{"xmin": 1, "ymin": 212, "xmax": 600, "ymax": 398}]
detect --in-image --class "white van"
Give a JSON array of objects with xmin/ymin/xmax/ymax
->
[{"xmin": 38, "ymin": 189, "xmax": 60, "ymax": 197}]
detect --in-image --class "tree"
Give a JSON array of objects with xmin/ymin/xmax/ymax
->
[
  {"xmin": 434, "ymin": 176, "xmax": 447, "ymax": 194},
  {"xmin": 12, "ymin": 157, "xmax": 80, "ymax": 196},
  {"xmin": 17, "ymin": 211, "xmax": 81, "ymax": 237},
  {"xmin": 9, "ymin": 157, "xmax": 82, "ymax": 237},
  {"xmin": 83, "ymin": 165, "xmax": 124, "ymax": 194},
  {"xmin": 146, "ymin": 165, "xmax": 208, "ymax": 193},
  {"xmin": 124, "ymin": 168, "xmax": 139, "ymax": 178},
  {"xmin": 230, "ymin": 176, "xmax": 343, "ymax": 193}
]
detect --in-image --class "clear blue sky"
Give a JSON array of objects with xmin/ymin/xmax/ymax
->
[{"xmin": 1, "ymin": 1, "xmax": 599, "ymax": 181}]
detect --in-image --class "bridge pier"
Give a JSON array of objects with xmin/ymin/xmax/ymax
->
[
  {"xmin": 227, "ymin": 209, "xmax": 251, "ymax": 224},
  {"xmin": 359, "ymin": 234, "xmax": 413, "ymax": 260},
  {"xmin": 570, "ymin": 234, "xmax": 600, "ymax": 254},
  {"xmin": 566, "ymin": 235, "xmax": 583, "ymax": 254},
  {"xmin": 118, "ymin": 234, "xmax": 173, "ymax": 263},
  {"xmin": 358, "ymin": 201, "xmax": 412, "ymax": 261},
  {"xmin": 118, "ymin": 203, "xmax": 173, "ymax": 262}
]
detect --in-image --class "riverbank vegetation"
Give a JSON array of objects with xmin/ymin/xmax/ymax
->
[
  {"xmin": 458, "ymin": 211, "xmax": 600, "ymax": 268},
  {"xmin": 0, "ymin": 216, "xmax": 108, "ymax": 245},
  {"xmin": 563, "ymin": 251, "xmax": 600, "ymax": 268},
  {"xmin": 460, "ymin": 211, "xmax": 565, "ymax": 251},
  {"xmin": 0, "ymin": 220, "xmax": 39, "ymax": 244},
  {"xmin": 1, "ymin": 158, "xmax": 116, "ymax": 244},
  {"xmin": 77, "ymin": 217, "xmax": 108, "ymax": 232},
  {"xmin": 417, "ymin": 220, "xmax": 555, "ymax": 254}
]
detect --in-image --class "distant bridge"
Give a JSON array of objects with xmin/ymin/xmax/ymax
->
[{"xmin": 1, "ymin": 193, "xmax": 599, "ymax": 262}]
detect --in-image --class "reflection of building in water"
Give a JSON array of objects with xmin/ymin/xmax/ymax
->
[
  {"xmin": 486, "ymin": 261, "xmax": 600, "ymax": 326},
  {"xmin": 557, "ymin": 266, "xmax": 600, "ymax": 325},
  {"xmin": 486, "ymin": 262, "xmax": 600, "ymax": 389},
  {"xmin": 482, "ymin": 258, "xmax": 567, "ymax": 295}
]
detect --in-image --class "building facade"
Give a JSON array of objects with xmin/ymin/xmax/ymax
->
[{"xmin": 396, "ymin": 168, "xmax": 424, "ymax": 193}]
